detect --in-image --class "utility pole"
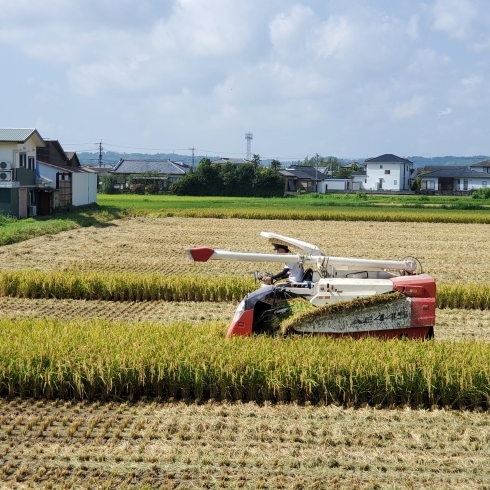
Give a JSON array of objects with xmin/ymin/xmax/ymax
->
[
  {"xmin": 315, "ymin": 153, "xmax": 319, "ymax": 189},
  {"xmin": 97, "ymin": 140, "xmax": 103, "ymax": 167},
  {"xmin": 188, "ymin": 146, "xmax": 196, "ymax": 167}
]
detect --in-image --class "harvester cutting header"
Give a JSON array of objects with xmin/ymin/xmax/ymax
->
[{"xmin": 186, "ymin": 232, "xmax": 436, "ymax": 340}]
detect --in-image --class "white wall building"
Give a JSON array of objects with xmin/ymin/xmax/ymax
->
[
  {"xmin": 420, "ymin": 167, "xmax": 489, "ymax": 192},
  {"xmin": 37, "ymin": 161, "xmax": 97, "ymax": 206},
  {"xmin": 363, "ymin": 154, "xmax": 412, "ymax": 191}
]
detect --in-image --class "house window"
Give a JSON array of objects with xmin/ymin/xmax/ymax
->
[
  {"xmin": 464, "ymin": 179, "xmax": 468, "ymax": 190},
  {"xmin": 483, "ymin": 181, "xmax": 487, "ymax": 187},
  {"xmin": 29, "ymin": 190, "xmax": 36, "ymax": 205},
  {"xmin": 385, "ymin": 170, "xmax": 390, "ymax": 174},
  {"xmin": 380, "ymin": 165, "xmax": 383, "ymax": 169},
  {"xmin": 364, "ymin": 179, "xmax": 367, "ymax": 183},
  {"xmin": 28, "ymin": 156, "xmax": 35, "ymax": 171},
  {"xmin": 427, "ymin": 180, "xmax": 435, "ymax": 189},
  {"xmin": 394, "ymin": 180, "xmax": 397, "ymax": 185},
  {"xmin": 406, "ymin": 165, "xmax": 409, "ymax": 171},
  {"xmin": 19, "ymin": 153, "xmax": 26, "ymax": 167}
]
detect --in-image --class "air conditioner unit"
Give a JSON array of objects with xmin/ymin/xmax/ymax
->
[
  {"xmin": 0, "ymin": 170, "xmax": 12, "ymax": 181},
  {"xmin": 0, "ymin": 161, "xmax": 11, "ymax": 170},
  {"xmin": 29, "ymin": 206, "xmax": 37, "ymax": 217}
]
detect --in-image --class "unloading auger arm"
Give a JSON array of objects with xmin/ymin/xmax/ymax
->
[{"xmin": 185, "ymin": 247, "xmax": 418, "ymax": 273}]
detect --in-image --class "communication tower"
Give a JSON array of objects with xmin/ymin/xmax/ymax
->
[{"xmin": 245, "ymin": 133, "xmax": 253, "ymax": 161}]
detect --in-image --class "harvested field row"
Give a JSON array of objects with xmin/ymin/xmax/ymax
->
[
  {"xmin": 0, "ymin": 297, "xmax": 488, "ymax": 342},
  {"xmin": 2, "ymin": 318, "xmax": 490, "ymax": 408},
  {"xmin": 1, "ymin": 399, "xmax": 489, "ymax": 489},
  {"xmin": 1, "ymin": 217, "xmax": 489, "ymax": 284},
  {"xmin": 0, "ymin": 297, "xmax": 237, "ymax": 324}
]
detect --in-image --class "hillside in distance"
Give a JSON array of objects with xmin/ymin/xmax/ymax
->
[{"xmin": 77, "ymin": 151, "xmax": 489, "ymax": 168}]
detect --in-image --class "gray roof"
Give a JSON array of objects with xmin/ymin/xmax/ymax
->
[
  {"xmin": 364, "ymin": 154, "xmax": 412, "ymax": 164},
  {"xmin": 211, "ymin": 158, "xmax": 250, "ymax": 165},
  {"xmin": 421, "ymin": 167, "xmax": 488, "ymax": 179},
  {"xmin": 471, "ymin": 159, "xmax": 490, "ymax": 168},
  {"xmin": 280, "ymin": 166, "xmax": 322, "ymax": 180},
  {"xmin": 111, "ymin": 159, "xmax": 190, "ymax": 175},
  {"xmin": 0, "ymin": 128, "xmax": 44, "ymax": 145}
]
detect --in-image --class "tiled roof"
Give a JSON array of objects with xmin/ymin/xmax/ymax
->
[
  {"xmin": 281, "ymin": 166, "xmax": 322, "ymax": 180},
  {"xmin": 0, "ymin": 128, "xmax": 44, "ymax": 145},
  {"xmin": 211, "ymin": 158, "xmax": 250, "ymax": 165},
  {"xmin": 111, "ymin": 159, "xmax": 190, "ymax": 175},
  {"xmin": 471, "ymin": 159, "xmax": 490, "ymax": 168},
  {"xmin": 364, "ymin": 154, "xmax": 412, "ymax": 164},
  {"xmin": 421, "ymin": 167, "xmax": 488, "ymax": 179}
]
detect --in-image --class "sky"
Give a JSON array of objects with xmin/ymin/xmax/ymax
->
[{"xmin": 1, "ymin": 0, "xmax": 490, "ymax": 161}]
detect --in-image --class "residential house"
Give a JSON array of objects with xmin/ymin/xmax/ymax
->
[
  {"xmin": 363, "ymin": 154, "xmax": 413, "ymax": 191},
  {"xmin": 470, "ymin": 159, "xmax": 490, "ymax": 174},
  {"xmin": 110, "ymin": 159, "xmax": 190, "ymax": 192},
  {"xmin": 36, "ymin": 139, "xmax": 97, "ymax": 212},
  {"xmin": 65, "ymin": 151, "xmax": 81, "ymax": 168},
  {"xmin": 0, "ymin": 128, "xmax": 44, "ymax": 217},
  {"xmin": 278, "ymin": 165, "xmax": 326, "ymax": 194},
  {"xmin": 351, "ymin": 170, "xmax": 368, "ymax": 191},
  {"xmin": 420, "ymin": 167, "xmax": 489, "ymax": 193}
]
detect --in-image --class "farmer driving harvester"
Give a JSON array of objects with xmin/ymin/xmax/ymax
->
[{"xmin": 261, "ymin": 241, "xmax": 306, "ymax": 285}]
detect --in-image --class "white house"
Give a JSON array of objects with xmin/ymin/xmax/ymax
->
[
  {"xmin": 363, "ymin": 154, "xmax": 412, "ymax": 191},
  {"xmin": 0, "ymin": 128, "xmax": 45, "ymax": 217},
  {"xmin": 420, "ymin": 167, "xmax": 489, "ymax": 192}
]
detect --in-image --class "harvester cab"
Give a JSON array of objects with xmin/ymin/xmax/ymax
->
[{"xmin": 185, "ymin": 232, "xmax": 436, "ymax": 340}]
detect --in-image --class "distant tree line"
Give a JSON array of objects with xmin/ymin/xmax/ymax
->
[{"xmin": 171, "ymin": 157, "xmax": 284, "ymax": 197}]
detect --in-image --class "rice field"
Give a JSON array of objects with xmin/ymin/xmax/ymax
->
[
  {"xmin": 0, "ymin": 216, "xmax": 489, "ymax": 488},
  {"xmin": 0, "ymin": 297, "xmax": 487, "ymax": 341},
  {"xmin": 1, "ymin": 217, "xmax": 489, "ymax": 284}
]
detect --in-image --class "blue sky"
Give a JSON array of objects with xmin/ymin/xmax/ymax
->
[{"xmin": 1, "ymin": 0, "xmax": 490, "ymax": 161}]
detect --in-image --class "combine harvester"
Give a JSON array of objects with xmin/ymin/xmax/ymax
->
[{"xmin": 186, "ymin": 232, "xmax": 436, "ymax": 339}]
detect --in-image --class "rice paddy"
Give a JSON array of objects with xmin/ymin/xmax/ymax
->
[{"xmin": 0, "ymin": 215, "xmax": 490, "ymax": 488}]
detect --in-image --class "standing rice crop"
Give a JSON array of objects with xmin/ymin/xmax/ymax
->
[{"xmin": 0, "ymin": 318, "xmax": 489, "ymax": 409}]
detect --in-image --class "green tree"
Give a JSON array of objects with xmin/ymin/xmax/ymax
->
[
  {"xmin": 270, "ymin": 159, "xmax": 281, "ymax": 172},
  {"xmin": 251, "ymin": 154, "xmax": 261, "ymax": 170},
  {"xmin": 99, "ymin": 173, "xmax": 118, "ymax": 194}
]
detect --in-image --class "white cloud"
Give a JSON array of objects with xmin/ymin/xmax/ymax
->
[
  {"xmin": 432, "ymin": 0, "xmax": 478, "ymax": 40},
  {"xmin": 438, "ymin": 108, "xmax": 453, "ymax": 116},
  {"xmin": 393, "ymin": 96, "xmax": 425, "ymax": 120}
]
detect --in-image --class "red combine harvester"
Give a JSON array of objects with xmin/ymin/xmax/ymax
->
[{"xmin": 186, "ymin": 232, "xmax": 436, "ymax": 339}]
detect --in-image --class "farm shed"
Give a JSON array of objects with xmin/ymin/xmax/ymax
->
[{"xmin": 36, "ymin": 161, "xmax": 97, "ymax": 208}]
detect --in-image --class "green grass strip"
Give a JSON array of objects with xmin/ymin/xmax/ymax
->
[{"xmin": 0, "ymin": 318, "xmax": 489, "ymax": 409}]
